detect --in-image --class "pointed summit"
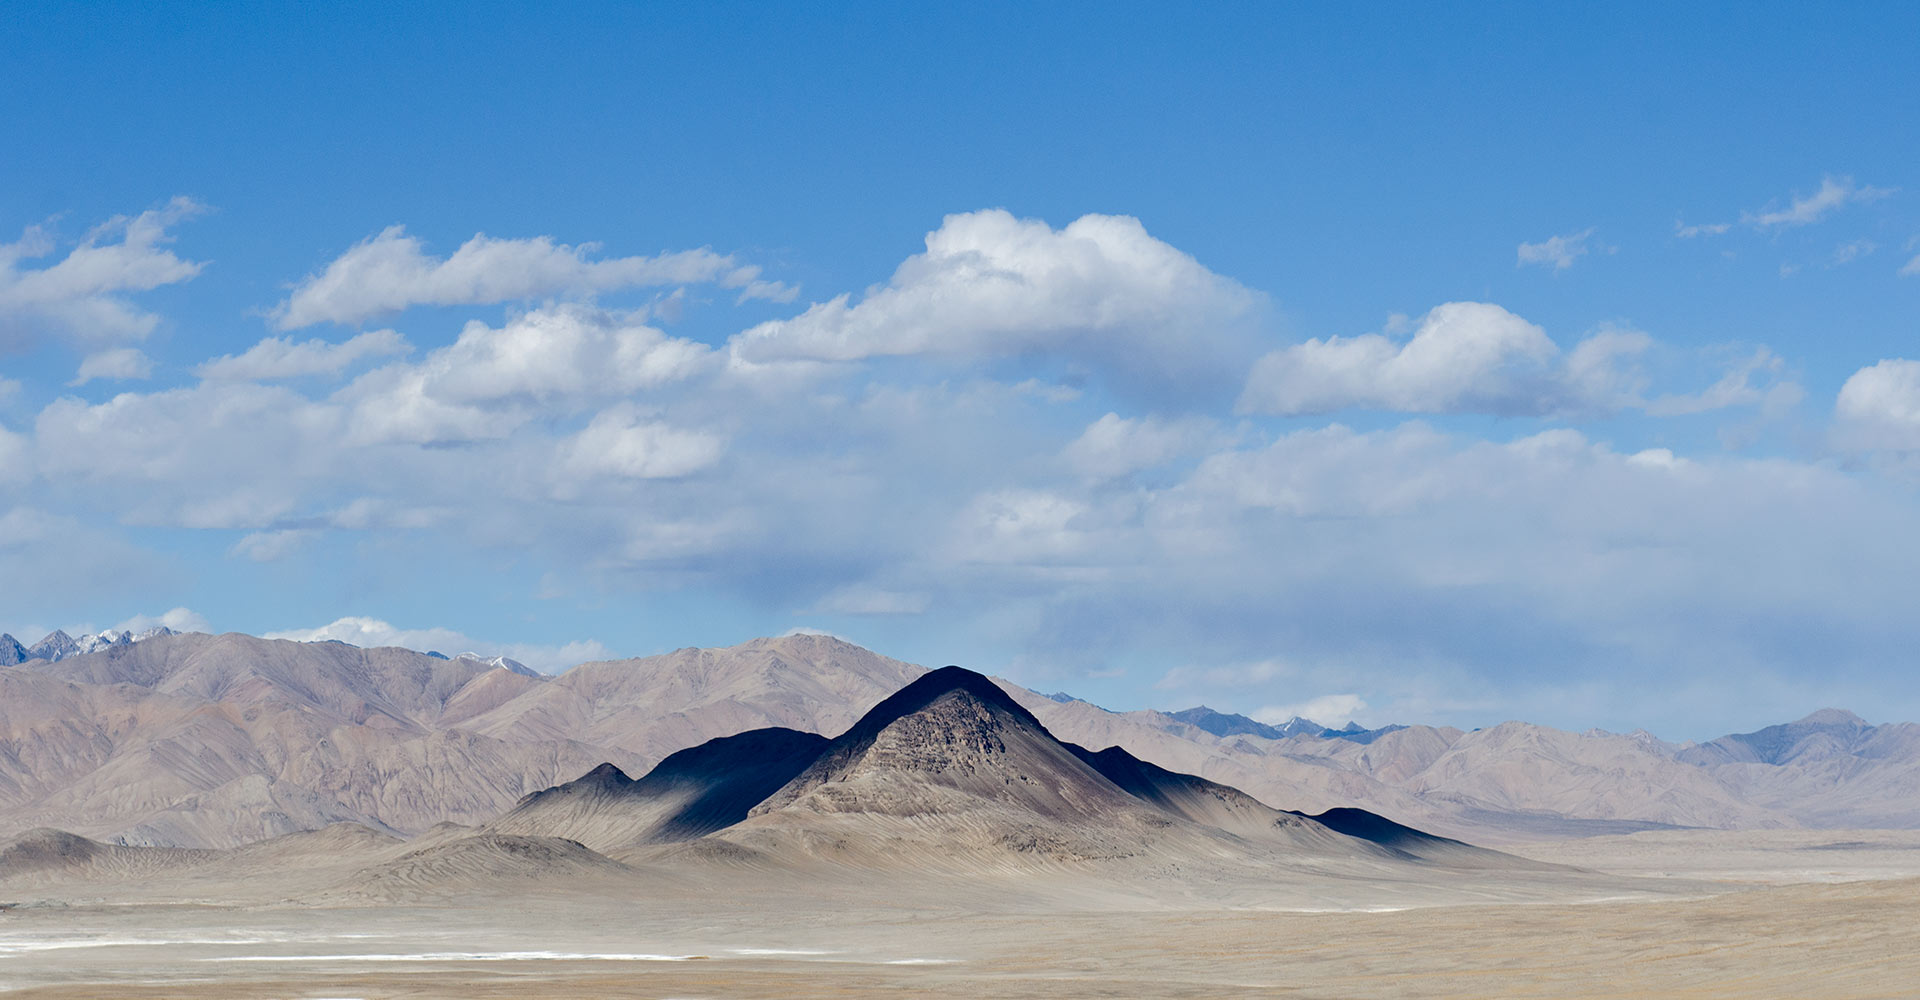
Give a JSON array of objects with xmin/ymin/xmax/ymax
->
[
  {"xmin": 1796, "ymin": 708, "xmax": 1867, "ymax": 727},
  {"xmin": 826, "ymin": 664, "xmax": 1043, "ymax": 744},
  {"xmin": 27, "ymin": 630, "xmax": 79, "ymax": 661},
  {"xmin": 744, "ymin": 665, "xmax": 1150, "ymax": 839},
  {"xmin": 0, "ymin": 633, "xmax": 26, "ymax": 666}
]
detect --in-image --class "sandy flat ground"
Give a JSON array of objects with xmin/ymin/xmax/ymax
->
[{"xmin": 4, "ymin": 831, "xmax": 1919, "ymax": 998}]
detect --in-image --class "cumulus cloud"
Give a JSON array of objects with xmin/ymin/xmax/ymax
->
[
  {"xmin": 69, "ymin": 347, "xmax": 155, "ymax": 385},
  {"xmin": 196, "ymin": 329, "xmax": 411, "ymax": 380},
  {"xmin": 1835, "ymin": 358, "xmax": 1920, "ymax": 449},
  {"xmin": 273, "ymin": 226, "xmax": 780, "ymax": 329},
  {"xmin": 264, "ymin": 615, "xmax": 611, "ymax": 673},
  {"xmin": 1238, "ymin": 303, "xmax": 1793, "ymax": 420},
  {"xmin": 0, "ymin": 197, "xmax": 205, "ymax": 348},
  {"xmin": 1516, "ymin": 227, "xmax": 1596, "ymax": 270},
  {"xmin": 559, "ymin": 404, "xmax": 726, "ymax": 483},
  {"xmin": 335, "ymin": 304, "xmax": 712, "ymax": 446},
  {"xmin": 1237, "ymin": 302, "xmax": 1563, "ymax": 416},
  {"xmin": 729, "ymin": 209, "xmax": 1262, "ymax": 396},
  {"xmin": 1743, "ymin": 175, "xmax": 1893, "ymax": 229}
]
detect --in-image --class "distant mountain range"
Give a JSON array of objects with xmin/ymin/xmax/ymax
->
[
  {"xmin": 2, "ymin": 664, "xmax": 1571, "ymax": 914},
  {"xmin": 0, "ymin": 626, "xmax": 180, "ymax": 665},
  {"xmin": 2, "ymin": 630, "xmax": 1916, "ymax": 848},
  {"xmin": 1164, "ymin": 705, "xmax": 1408, "ymax": 744}
]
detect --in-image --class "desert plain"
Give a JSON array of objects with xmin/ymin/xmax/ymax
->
[{"xmin": 3, "ymin": 830, "xmax": 1920, "ymax": 998}]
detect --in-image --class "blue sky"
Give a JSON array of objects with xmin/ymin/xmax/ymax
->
[{"xmin": 3, "ymin": 3, "xmax": 1919, "ymax": 737}]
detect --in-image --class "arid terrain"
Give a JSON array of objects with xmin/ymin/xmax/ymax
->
[
  {"xmin": 2, "ymin": 833, "xmax": 1917, "ymax": 998},
  {"xmin": 8, "ymin": 630, "xmax": 1920, "ymax": 850},
  {"xmin": 5, "ymin": 648, "xmax": 1919, "ymax": 997}
]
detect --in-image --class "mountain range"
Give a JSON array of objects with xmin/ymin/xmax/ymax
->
[
  {"xmin": 0, "ymin": 625, "xmax": 179, "ymax": 665},
  {"xmin": 5, "ymin": 662, "xmax": 1570, "ymax": 915},
  {"xmin": 2, "ymin": 629, "xmax": 1916, "ymax": 849}
]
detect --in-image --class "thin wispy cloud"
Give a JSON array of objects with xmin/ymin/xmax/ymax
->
[
  {"xmin": 1829, "ymin": 239, "xmax": 1877, "ymax": 267},
  {"xmin": 196, "ymin": 330, "xmax": 411, "ymax": 381},
  {"xmin": 273, "ymin": 227, "xmax": 794, "ymax": 329},
  {"xmin": 1674, "ymin": 220, "xmax": 1731, "ymax": 239},
  {"xmin": 1516, "ymin": 227, "xmax": 1597, "ymax": 270},
  {"xmin": 1743, "ymin": 175, "xmax": 1894, "ymax": 229}
]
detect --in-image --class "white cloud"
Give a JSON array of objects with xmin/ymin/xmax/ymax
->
[
  {"xmin": 273, "ymin": 226, "xmax": 770, "ymax": 329},
  {"xmin": 1835, "ymin": 358, "xmax": 1920, "ymax": 449},
  {"xmin": 728, "ymin": 209, "xmax": 1262, "ymax": 396},
  {"xmin": 69, "ymin": 347, "xmax": 155, "ymax": 385},
  {"xmin": 264, "ymin": 615, "xmax": 611, "ymax": 673},
  {"xmin": 719, "ymin": 264, "xmax": 799, "ymax": 304},
  {"xmin": 196, "ymin": 329, "xmax": 411, "ymax": 381},
  {"xmin": 558, "ymin": 405, "xmax": 725, "ymax": 483},
  {"xmin": 0, "ymin": 197, "xmax": 205, "ymax": 347},
  {"xmin": 1516, "ymin": 227, "xmax": 1596, "ymax": 271},
  {"xmin": 1254, "ymin": 694, "xmax": 1367, "ymax": 727},
  {"xmin": 113, "ymin": 607, "xmax": 212, "ymax": 634},
  {"xmin": 19, "ymin": 206, "xmax": 1920, "ymax": 733},
  {"xmin": 335, "ymin": 304, "xmax": 712, "ymax": 446},
  {"xmin": 1900, "ymin": 253, "xmax": 1920, "ymax": 278},
  {"xmin": 1744, "ymin": 175, "xmax": 1893, "ymax": 229},
  {"xmin": 1237, "ymin": 302, "xmax": 1561, "ymax": 416},
  {"xmin": 1238, "ymin": 303, "xmax": 1794, "ymax": 420},
  {"xmin": 1061, "ymin": 412, "xmax": 1218, "ymax": 480}
]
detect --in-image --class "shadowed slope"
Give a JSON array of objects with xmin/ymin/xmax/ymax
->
[
  {"xmin": 484, "ymin": 728, "xmax": 829, "ymax": 853},
  {"xmin": 1065, "ymin": 743, "xmax": 1379, "ymax": 854},
  {"xmin": 1301, "ymin": 806, "xmax": 1554, "ymax": 868}
]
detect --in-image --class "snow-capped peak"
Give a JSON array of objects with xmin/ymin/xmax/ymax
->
[
  {"xmin": 17, "ymin": 624, "xmax": 180, "ymax": 662},
  {"xmin": 454, "ymin": 651, "xmax": 538, "ymax": 676}
]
